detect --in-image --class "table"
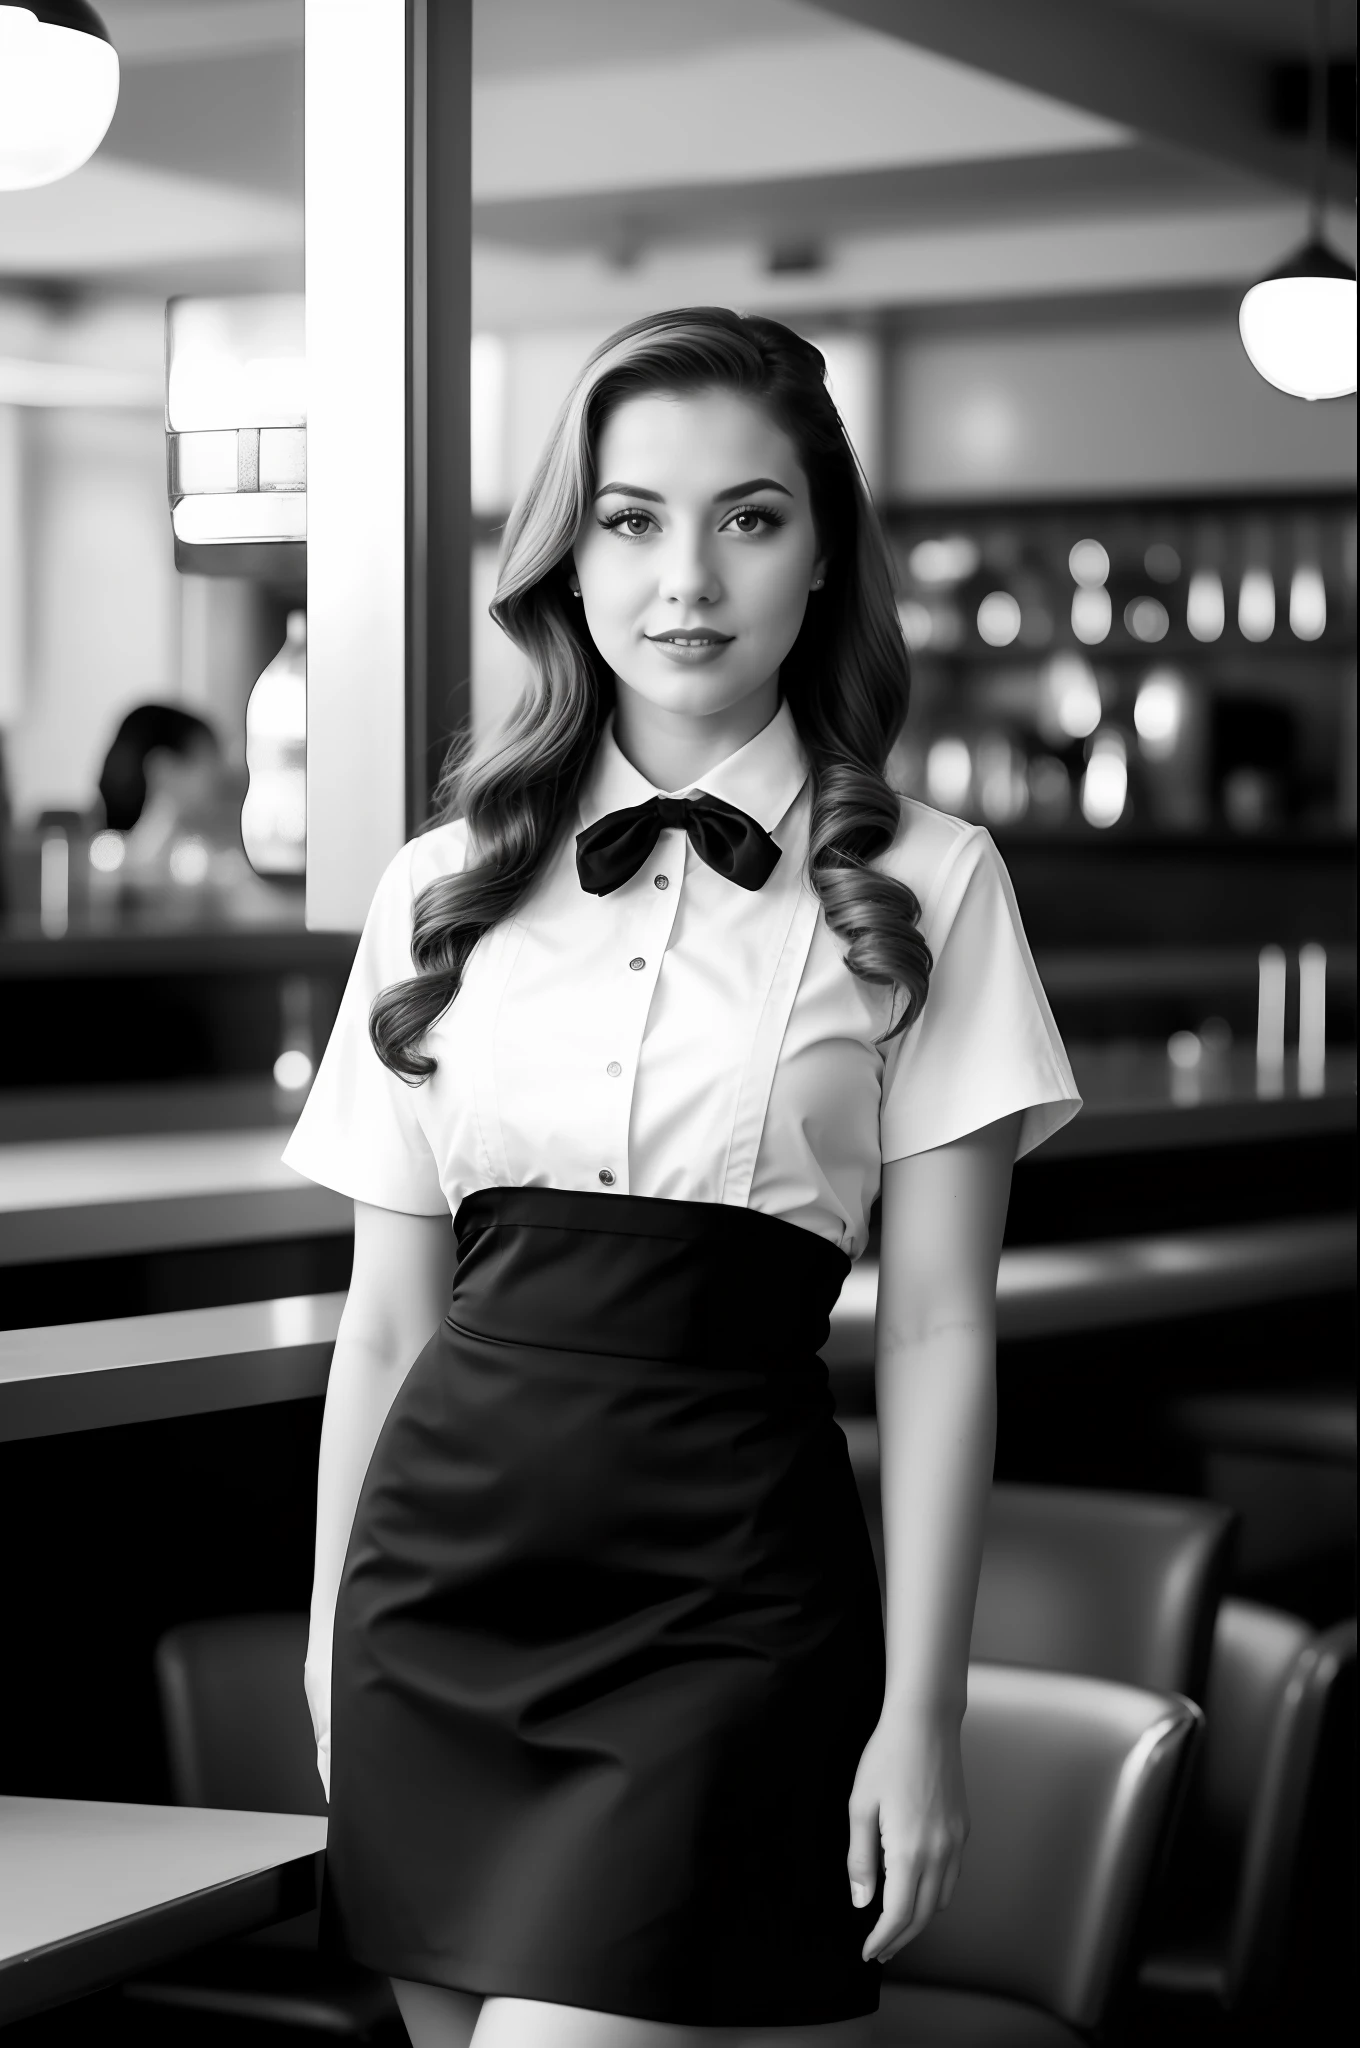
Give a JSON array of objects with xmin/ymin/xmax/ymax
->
[{"xmin": 0, "ymin": 1796, "xmax": 325, "ymax": 2026}]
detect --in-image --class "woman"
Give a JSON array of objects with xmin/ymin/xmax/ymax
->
[{"xmin": 283, "ymin": 308, "xmax": 1081, "ymax": 2048}]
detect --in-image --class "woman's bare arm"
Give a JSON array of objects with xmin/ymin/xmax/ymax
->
[
  {"xmin": 305, "ymin": 1200, "xmax": 457, "ymax": 1794},
  {"xmin": 848, "ymin": 1108, "xmax": 1021, "ymax": 1961},
  {"xmin": 874, "ymin": 1109, "xmax": 1019, "ymax": 1713}
]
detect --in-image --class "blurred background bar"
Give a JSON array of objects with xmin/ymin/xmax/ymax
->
[{"xmin": 0, "ymin": 2, "xmax": 1354, "ymax": 2041}]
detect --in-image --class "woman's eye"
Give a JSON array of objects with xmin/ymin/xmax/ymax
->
[
  {"xmin": 598, "ymin": 503, "xmax": 784, "ymax": 540},
  {"xmin": 724, "ymin": 505, "xmax": 784, "ymax": 535},
  {"xmin": 600, "ymin": 509, "xmax": 655, "ymax": 538}
]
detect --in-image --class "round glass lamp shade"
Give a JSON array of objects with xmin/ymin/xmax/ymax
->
[
  {"xmin": 1239, "ymin": 239, "xmax": 1358, "ymax": 401},
  {"xmin": 0, "ymin": 2, "xmax": 119, "ymax": 191}
]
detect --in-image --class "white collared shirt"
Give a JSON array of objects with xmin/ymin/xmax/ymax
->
[{"xmin": 282, "ymin": 700, "xmax": 1081, "ymax": 1259}]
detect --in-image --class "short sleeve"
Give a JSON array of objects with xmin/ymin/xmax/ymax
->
[
  {"xmin": 880, "ymin": 825, "xmax": 1081, "ymax": 1165},
  {"xmin": 280, "ymin": 836, "xmax": 451, "ymax": 1215}
]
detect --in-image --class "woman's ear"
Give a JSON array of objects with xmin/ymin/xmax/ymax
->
[{"xmin": 810, "ymin": 554, "xmax": 829, "ymax": 593}]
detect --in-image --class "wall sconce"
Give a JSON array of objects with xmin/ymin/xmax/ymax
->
[{"xmin": 165, "ymin": 293, "xmax": 305, "ymax": 576}]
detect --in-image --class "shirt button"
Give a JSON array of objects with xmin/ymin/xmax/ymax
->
[
  {"xmin": 606, "ymin": 1061, "xmax": 622, "ymax": 1077},
  {"xmin": 598, "ymin": 1168, "xmax": 616, "ymax": 1186},
  {"xmin": 629, "ymin": 956, "xmax": 645, "ymax": 971},
  {"xmin": 654, "ymin": 874, "xmax": 669, "ymax": 890}
]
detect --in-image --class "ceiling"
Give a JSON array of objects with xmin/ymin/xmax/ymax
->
[
  {"xmin": 0, "ymin": 0, "xmax": 1351, "ymax": 316},
  {"xmin": 1112, "ymin": 0, "xmax": 1354, "ymax": 56},
  {"xmin": 96, "ymin": 0, "xmax": 1357, "ymax": 60},
  {"xmin": 472, "ymin": 0, "xmax": 848, "ymax": 75}
]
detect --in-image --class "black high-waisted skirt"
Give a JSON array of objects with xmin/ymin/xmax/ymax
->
[{"xmin": 320, "ymin": 1186, "xmax": 886, "ymax": 2026}]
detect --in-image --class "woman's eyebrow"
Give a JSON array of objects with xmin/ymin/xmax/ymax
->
[
  {"xmin": 593, "ymin": 476, "xmax": 795, "ymax": 504},
  {"xmin": 713, "ymin": 477, "xmax": 793, "ymax": 501},
  {"xmin": 594, "ymin": 481, "xmax": 663, "ymax": 502}
]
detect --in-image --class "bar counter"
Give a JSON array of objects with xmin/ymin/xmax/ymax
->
[
  {"xmin": 1, "ymin": 1211, "xmax": 1353, "ymax": 1442},
  {"xmin": 1, "ymin": 1045, "xmax": 1353, "ymax": 1269}
]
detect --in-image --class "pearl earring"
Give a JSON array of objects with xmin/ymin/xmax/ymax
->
[{"xmin": 811, "ymin": 577, "xmax": 824, "ymax": 590}]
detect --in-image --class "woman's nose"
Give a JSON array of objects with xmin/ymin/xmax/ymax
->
[{"xmin": 657, "ymin": 533, "xmax": 721, "ymax": 607}]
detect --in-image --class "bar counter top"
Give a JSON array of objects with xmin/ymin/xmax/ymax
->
[
  {"xmin": 0, "ymin": 1123, "xmax": 351, "ymax": 1266},
  {"xmin": 1, "ymin": 1212, "xmax": 1353, "ymax": 1440},
  {"xmin": 0, "ymin": 918, "xmax": 354, "ymax": 979},
  {"xmin": 0, "ymin": 1045, "xmax": 1352, "ymax": 1269}
]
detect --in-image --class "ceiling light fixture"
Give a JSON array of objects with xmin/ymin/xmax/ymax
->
[
  {"xmin": 0, "ymin": 2, "xmax": 119, "ymax": 191},
  {"xmin": 1238, "ymin": 0, "xmax": 1356, "ymax": 400}
]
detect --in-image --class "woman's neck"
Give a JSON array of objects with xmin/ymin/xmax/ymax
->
[{"xmin": 611, "ymin": 676, "xmax": 780, "ymax": 793}]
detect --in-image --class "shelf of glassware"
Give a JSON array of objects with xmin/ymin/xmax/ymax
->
[{"xmin": 879, "ymin": 492, "xmax": 1357, "ymax": 671}]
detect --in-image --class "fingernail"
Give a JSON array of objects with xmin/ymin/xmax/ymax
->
[{"xmin": 850, "ymin": 1881, "xmax": 872, "ymax": 1907}]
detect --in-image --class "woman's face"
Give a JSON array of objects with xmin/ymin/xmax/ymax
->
[{"xmin": 572, "ymin": 385, "xmax": 825, "ymax": 725}]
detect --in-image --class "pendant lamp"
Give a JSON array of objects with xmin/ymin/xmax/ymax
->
[
  {"xmin": 0, "ymin": 2, "xmax": 119, "ymax": 191},
  {"xmin": 1238, "ymin": 0, "xmax": 1356, "ymax": 401}
]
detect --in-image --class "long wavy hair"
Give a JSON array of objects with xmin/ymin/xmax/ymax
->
[{"xmin": 372, "ymin": 306, "xmax": 933, "ymax": 1081}]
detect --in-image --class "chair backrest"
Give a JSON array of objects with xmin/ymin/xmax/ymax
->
[
  {"xmin": 154, "ymin": 1613, "xmax": 326, "ymax": 1820},
  {"xmin": 886, "ymin": 1662, "xmax": 1202, "ymax": 2034},
  {"xmin": 838, "ymin": 1422, "xmax": 1237, "ymax": 1703},
  {"xmin": 973, "ymin": 1484, "xmax": 1238, "ymax": 1703},
  {"xmin": 1154, "ymin": 1597, "xmax": 1358, "ymax": 2010}
]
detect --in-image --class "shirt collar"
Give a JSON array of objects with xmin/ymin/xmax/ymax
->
[{"xmin": 577, "ymin": 696, "xmax": 810, "ymax": 836}]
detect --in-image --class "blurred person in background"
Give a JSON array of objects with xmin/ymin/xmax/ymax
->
[
  {"xmin": 95, "ymin": 702, "xmax": 283, "ymax": 919},
  {"xmin": 98, "ymin": 702, "xmax": 228, "ymax": 839}
]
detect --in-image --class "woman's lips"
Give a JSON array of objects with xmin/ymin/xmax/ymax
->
[
  {"xmin": 645, "ymin": 630, "xmax": 735, "ymax": 665},
  {"xmin": 646, "ymin": 630, "xmax": 735, "ymax": 646}
]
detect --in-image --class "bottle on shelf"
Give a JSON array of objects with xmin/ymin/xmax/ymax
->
[{"xmin": 241, "ymin": 610, "xmax": 307, "ymax": 877}]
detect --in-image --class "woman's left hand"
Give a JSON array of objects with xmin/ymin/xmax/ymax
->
[{"xmin": 847, "ymin": 1704, "xmax": 970, "ymax": 1965}]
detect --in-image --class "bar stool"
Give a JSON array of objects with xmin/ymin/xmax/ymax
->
[{"xmin": 120, "ymin": 1613, "xmax": 403, "ymax": 2042}]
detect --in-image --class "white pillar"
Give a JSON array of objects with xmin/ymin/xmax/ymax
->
[{"xmin": 303, "ymin": 0, "xmax": 410, "ymax": 930}]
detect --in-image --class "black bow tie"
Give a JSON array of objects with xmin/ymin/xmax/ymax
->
[{"xmin": 576, "ymin": 791, "xmax": 781, "ymax": 896}]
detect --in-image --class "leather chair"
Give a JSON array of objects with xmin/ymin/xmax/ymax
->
[
  {"xmin": 870, "ymin": 1663, "xmax": 1203, "ymax": 2045},
  {"xmin": 1137, "ymin": 1597, "xmax": 1358, "ymax": 2027},
  {"xmin": 120, "ymin": 1613, "xmax": 403, "ymax": 2042},
  {"xmin": 839, "ymin": 1419, "xmax": 1238, "ymax": 1701}
]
